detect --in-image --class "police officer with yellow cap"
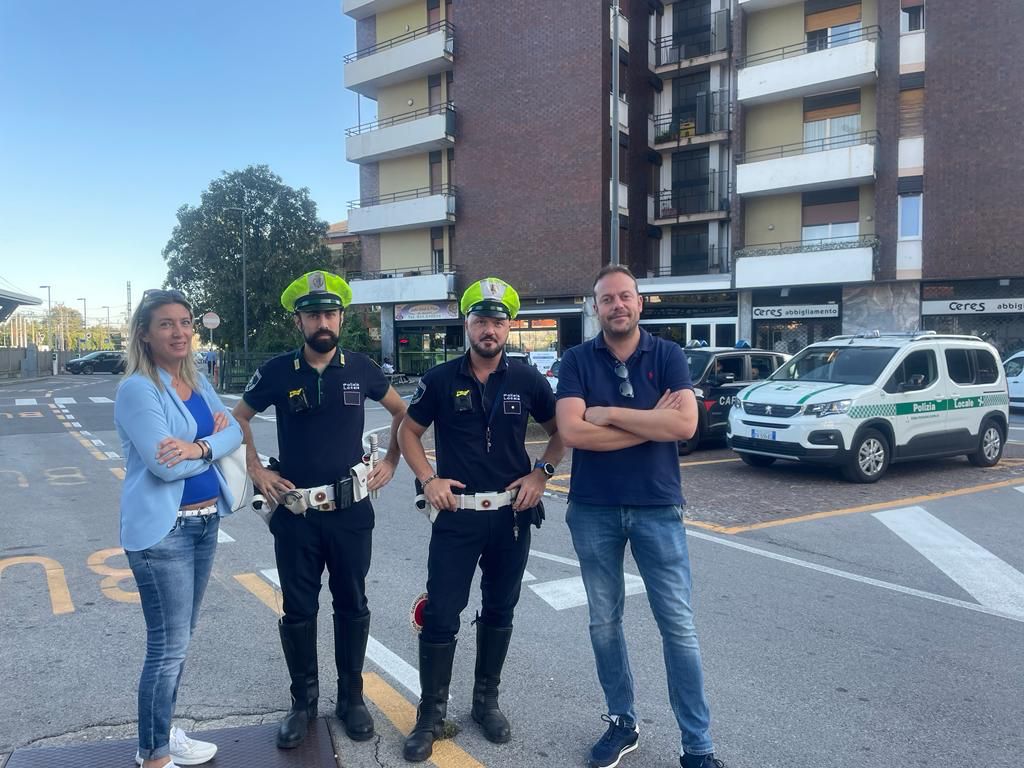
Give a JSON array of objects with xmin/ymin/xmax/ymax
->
[
  {"xmin": 232, "ymin": 270, "xmax": 407, "ymax": 749},
  {"xmin": 397, "ymin": 277, "xmax": 565, "ymax": 762}
]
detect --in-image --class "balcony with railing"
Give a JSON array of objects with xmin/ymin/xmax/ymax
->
[
  {"xmin": 738, "ymin": 0, "xmax": 803, "ymax": 12},
  {"xmin": 610, "ymin": 92, "xmax": 629, "ymax": 133},
  {"xmin": 610, "ymin": 7, "xmax": 629, "ymax": 50},
  {"xmin": 652, "ymin": 171, "xmax": 730, "ymax": 225},
  {"xmin": 651, "ymin": 90, "xmax": 730, "ymax": 150},
  {"xmin": 347, "ymin": 184, "xmax": 456, "ymax": 234},
  {"xmin": 734, "ymin": 235, "xmax": 878, "ymax": 288},
  {"xmin": 349, "ymin": 263, "xmax": 458, "ymax": 305},
  {"xmin": 736, "ymin": 131, "xmax": 878, "ymax": 196},
  {"xmin": 344, "ymin": 21, "xmax": 454, "ymax": 97},
  {"xmin": 653, "ymin": 246, "xmax": 731, "ymax": 277},
  {"xmin": 737, "ymin": 26, "xmax": 878, "ymax": 104},
  {"xmin": 346, "ymin": 103, "xmax": 456, "ymax": 164},
  {"xmin": 652, "ymin": 9, "xmax": 730, "ymax": 74}
]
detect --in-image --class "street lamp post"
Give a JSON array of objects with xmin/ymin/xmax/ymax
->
[
  {"xmin": 39, "ymin": 285, "xmax": 52, "ymax": 349},
  {"xmin": 101, "ymin": 306, "xmax": 111, "ymax": 348},
  {"xmin": 223, "ymin": 203, "xmax": 249, "ymax": 355},
  {"xmin": 77, "ymin": 298, "xmax": 87, "ymax": 351}
]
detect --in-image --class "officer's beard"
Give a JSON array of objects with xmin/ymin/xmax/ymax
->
[
  {"xmin": 470, "ymin": 336, "xmax": 504, "ymax": 359},
  {"xmin": 306, "ymin": 330, "xmax": 338, "ymax": 353}
]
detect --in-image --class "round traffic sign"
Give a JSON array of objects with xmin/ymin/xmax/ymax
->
[{"xmin": 202, "ymin": 312, "xmax": 221, "ymax": 330}]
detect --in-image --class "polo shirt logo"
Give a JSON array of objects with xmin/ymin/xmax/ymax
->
[{"xmin": 503, "ymin": 393, "xmax": 522, "ymax": 415}]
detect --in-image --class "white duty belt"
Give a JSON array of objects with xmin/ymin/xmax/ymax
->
[
  {"xmin": 415, "ymin": 488, "xmax": 518, "ymax": 523},
  {"xmin": 280, "ymin": 461, "xmax": 373, "ymax": 516}
]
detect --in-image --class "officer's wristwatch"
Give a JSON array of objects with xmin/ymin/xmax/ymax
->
[{"xmin": 533, "ymin": 460, "xmax": 556, "ymax": 478}]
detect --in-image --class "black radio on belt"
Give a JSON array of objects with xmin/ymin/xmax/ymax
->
[{"xmin": 333, "ymin": 477, "xmax": 355, "ymax": 509}]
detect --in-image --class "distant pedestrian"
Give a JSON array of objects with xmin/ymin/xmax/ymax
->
[
  {"xmin": 205, "ymin": 349, "xmax": 216, "ymax": 376},
  {"xmin": 115, "ymin": 288, "xmax": 244, "ymax": 768},
  {"xmin": 555, "ymin": 265, "xmax": 725, "ymax": 768}
]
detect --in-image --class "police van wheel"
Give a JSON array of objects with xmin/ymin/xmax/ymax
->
[
  {"xmin": 968, "ymin": 419, "xmax": 1004, "ymax": 467},
  {"xmin": 739, "ymin": 453, "xmax": 775, "ymax": 468},
  {"xmin": 843, "ymin": 428, "xmax": 889, "ymax": 483}
]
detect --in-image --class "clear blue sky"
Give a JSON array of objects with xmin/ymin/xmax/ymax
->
[{"xmin": 0, "ymin": 1, "xmax": 368, "ymax": 325}]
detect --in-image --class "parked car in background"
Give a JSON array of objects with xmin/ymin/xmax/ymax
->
[
  {"xmin": 1004, "ymin": 350, "xmax": 1024, "ymax": 410},
  {"xmin": 66, "ymin": 350, "xmax": 126, "ymax": 375},
  {"xmin": 678, "ymin": 345, "xmax": 788, "ymax": 454},
  {"xmin": 545, "ymin": 359, "xmax": 561, "ymax": 392}
]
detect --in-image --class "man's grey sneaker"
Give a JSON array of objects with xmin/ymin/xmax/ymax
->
[
  {"xmin": 588, "ymin": 714, "xmax": 639, "ymax": 768},
  {"xmin": 135, "ymin": 727, "xmax": 217, "ymax": 766},
  {"xmin": 681, "ymin": 753, "xmax": 726, "ymax": 768}
]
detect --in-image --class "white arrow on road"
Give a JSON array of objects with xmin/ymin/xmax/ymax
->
[{"xmin": 874, "ymin": 506, "xmax": 1024, "ymax": 620}]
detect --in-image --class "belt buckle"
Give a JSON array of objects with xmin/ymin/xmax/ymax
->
[
  {"xmin": 334, "ymin": 478, "xmax": 354, "ymax": 510},
  {"xmin": 476, "ymin": 492, "xmax": 502, "ymax": 510}
]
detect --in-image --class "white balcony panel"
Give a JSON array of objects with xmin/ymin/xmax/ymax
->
[
  {"xmin": 610, "ymin": 93, "xmax": 629, "ymax": 132},
  {"xmin": 735, "ymin": 246, "xmax": 873, "ymax": 288},
  {"xmin": 738, "ymin": 0, "xmax": 802, "ymax": 11},
  {"xmin": 639, "ymin": 274, "xmax": 733, "ymax": 293},
  {"xmin": 345, "ymin": 30, "xmax": 453, "ymax": 98},
  {"xmin": 350, "ymin": 273, "xmax": 454, "ymax": 304},
  {"xmin": 737, "ymin": 143, "xmax": 875, "ymax": 196},
  {"xmin": 898, "ymin": 136, "xmax": 924, "ymax": 175},
  {"xmin": 610, "ymin": 10, "xmax": 629, "ymax": 50},
  {"xmin": 609, "ymin": 180, "xmax": 629, "ymax": 213},
  {"xmin": 343, "ymin": 0, "xmax": 412, "ymax": 20},
  {"xmin": 896, "ymin": 240, "xmax": 923, "ymax": 280},
  {"xmin": 347, "ymin": 113, "xmax": 452, "ymax": 164},
  {"xmin": 347, "ymin": 194, "xmax": 454, "ymax": 234},
  {"xmin": 647, "ymin": 194, "xmax": 655, "ymax": 223},
  {"xmin": 900, "ymin": 31, "xmax": 925, "ymax": 72},
  {"xmin": 738, "ymin": 39, "xmax": 876, "ymax": 104}
]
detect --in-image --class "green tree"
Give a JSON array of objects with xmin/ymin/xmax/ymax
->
[{"xmin": 162, "ymin": 165, "xmax": 333, "ymax": 352}]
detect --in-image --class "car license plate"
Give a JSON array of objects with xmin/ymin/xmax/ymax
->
[{"xmin": 751, "ymin": 428, "xmax": 776, "ymax": 441}]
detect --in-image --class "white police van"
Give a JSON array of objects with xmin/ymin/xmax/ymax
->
[{"xmin": 726, "ymin": 332, "xmax": 1010, "ymax": 482}]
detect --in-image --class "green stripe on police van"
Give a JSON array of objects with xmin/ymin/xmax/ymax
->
[
  {"xmin": 796, "ymin": 383, "xmax": 846, "ymax": 405},
  {"xmin": 849, "ymin": 393, "xmax": 1008, "ymax": 419}
]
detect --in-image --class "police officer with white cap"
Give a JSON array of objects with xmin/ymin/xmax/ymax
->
[
  {"xmin": 398, "ymin": 277, "xmax": 565, "ymax": 762},
  {"xmin": 232, "ymin": 270, "xmax": 407, "ymax": 749}
]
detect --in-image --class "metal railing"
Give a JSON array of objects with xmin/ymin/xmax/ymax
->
[
  {"xmin": 217, "ymin": 352, "xmax": 283, "ymax": 393},
  {"xmin": 653, "ymin": 9, "xmax": 730, "ymax": 67},
  {"xmin": 344, "ymin": 20, "xmax": 454, "ymax": 63},
  {"xmin": 738, "ymin": 25, "xmax": 880, "ymax": 68},
  {"xmin": 345, "ymin": 103, "xmax": 455, "ymax": 136},
  {"xmin": 347, "ymin": 263, "xmax": 459, "ymax": 281},
  {"xmin": 736, "ymin": 130, "xmax": 879, "ymax": 163},
  {"xmin": 652, "ymin": 90, "xmax": 730, "ymax": 143},
  {"xmin": 648, "ymin": 247, "xmax": 730, "ymax": 277},
  {"xmin": 654, "ymin": 171, "xmax": 731, "ymax": 219},
  {"xmin": 348, "ymin": 183, "xmax": 457, "ymax": 209},
  {"xmin": 734, "ymin": 234, "xmax": 880, "ymax": 260}
]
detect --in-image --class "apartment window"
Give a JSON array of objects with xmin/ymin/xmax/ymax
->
[
  {"xmin": 670, "ymin": 225, "xmax": 709, "ymax": 276},
  {"xmin": 898, "ymin": 88, "xmax": 925, "ymax": 137},
  {"xmin": 427, "ymin": 0, "xmax": 440, "ymax": 27},
  {"xmin": 802, "ymin": 188, "xmax": 859, "ymax": 244},
  {"xmin": 898, "ymin": 194, "xmax": 923, "ymax": 239},
  {"xmin": 445, "ymin": 0, "xmax": 452, "ymax": 21},
  {"xmin": 805, "ymin": 3, "xmax": 862, "ymax": 51},
  {"xmin": 430, "ymin": 227, "xmax": 444, "ymax": 272},
  {"xmin": 428, "ymin": 74, "xmax": 442, "ymax": 110},
  {"xmin": 429, "ymin": 151, "xmax": 442, "ymax": 193},
  {"xmin": 671, "ymin": 71, "xmax": 710, "ymax": 134},
  {"xmin": 446, "ymin": 71, "xmax": 454, "ymax": 103},
  {"xmin": 803, "ymin": 90, "xmax": 861, "ymax": 151},
  {"xmin": 901, "ymin": 0, "xmax": 925, "ymax": 33},
  {"xmin": 673, "ymin": 0, "xmax": 712, "ymax": 58}
]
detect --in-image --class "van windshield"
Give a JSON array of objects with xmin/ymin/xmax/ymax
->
[{"xmin": 771, "ymin": 346, "xmax": 897, "ymax": 385}]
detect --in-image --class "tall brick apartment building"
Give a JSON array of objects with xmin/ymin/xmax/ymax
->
[{"xmin": 342, "ymin": 0, "xmax": 1024, "ymax": 369}]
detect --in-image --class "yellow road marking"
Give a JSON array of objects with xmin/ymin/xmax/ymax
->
[
  {"xmin": 87, "ymin": 548, "xmax": 139, "ymax": 603},
  {"xmin": 714, "ymin": 476, "xmax": 1024, "ymax": 534},
  {"xmin": 546, "ymin": 482, "xmax": 570, "ymax": 493},
  {"xmin": 110, "ymin": 467, "xmax": 126, "ymax": 480},
  {"xmin": 363, "ymin": 673, "xmax": 485, "ymax": 768},
  {"xmin": 0, "ymin": 556, "xmax": 74, "ymax": 614},
  {"xmin": 234, "ymin": 573, "xmax": 283, "ymax": 615}
]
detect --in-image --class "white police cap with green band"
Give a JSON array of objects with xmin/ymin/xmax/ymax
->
[
  {"xmin": 460, "ymin": 277, "xmax": 520, "ymax": 319},
  {"xmin": 281, "ymin": 270, "xmax": 353, "ymax": 312}
]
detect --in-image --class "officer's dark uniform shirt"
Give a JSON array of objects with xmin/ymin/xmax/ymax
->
[
  {"xmin": 406, "ymin": 352, "xmax": 556, "ymax": 495},
  {"xmin": 556, "ymin": 328, "xmax": 692, "ymax": 506},
  {"xmin": 242, "ymin": 348, "xmax": 388, "ymax": 489}
]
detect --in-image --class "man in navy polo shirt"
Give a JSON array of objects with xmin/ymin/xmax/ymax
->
[
  {"xmin": 398, "ymin": 277, "xmax": 564, "ymax": 763},
  {"xmin": 555, "ymin": 265, "xmax": 724, "ymax": 768}
]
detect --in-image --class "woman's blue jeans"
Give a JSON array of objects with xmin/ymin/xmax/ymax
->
[
  {"xmin": 126, "ymin": 515, "xmax": 218, "ymax": 761},
  {"xmin": 567, "ymin": 502, "xmax": 713, "ymax": 756}
]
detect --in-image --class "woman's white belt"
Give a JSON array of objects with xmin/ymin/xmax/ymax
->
[{"xmin": 178, "ymin": 503, "xmax": 218, "ymax": 518}]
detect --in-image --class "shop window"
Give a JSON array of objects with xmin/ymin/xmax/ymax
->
[
  {"xmin": 899, "ymin": 194, "xmax": 923, "ymax": 239},
  {"xmin": 884, "ymin": 350, "xmax": 937, "ymax": 393},
  {"xmin": 901, "ymin": 0, "xmax": 925, "ymax": 33}
]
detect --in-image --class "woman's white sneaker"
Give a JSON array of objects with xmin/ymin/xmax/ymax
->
[{"xmin": 135, "ymin": 727, "xmax": 217, "ymax": 766}]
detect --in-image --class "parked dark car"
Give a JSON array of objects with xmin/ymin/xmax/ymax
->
[
  {"xmin": 66, "ymin": 351, "xmax": 126, "ymax": 375},
  {"xmin": 678, "ymin": 345, "xmax": 788, "ymax": 454}
]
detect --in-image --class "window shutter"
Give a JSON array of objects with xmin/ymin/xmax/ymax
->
[{"xmin": 806, "ymin": 4, "xmax": 861, "ymax": 32}]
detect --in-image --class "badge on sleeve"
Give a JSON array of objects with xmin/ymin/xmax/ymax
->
[
  {"xmin": 410, "ymin": 381, "xmax": 427, "ymax": 405},
  {"xmin": 244, "ymin": 369, "xmax": 262, "ymax": 392}
]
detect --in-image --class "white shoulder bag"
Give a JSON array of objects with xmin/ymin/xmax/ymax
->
[{"xmin": 216, "ymin": 444, "xmax": 254, "ymax": 514}]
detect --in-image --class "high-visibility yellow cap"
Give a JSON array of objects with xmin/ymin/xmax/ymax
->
[
  {"xmin": 280, "ymin": 270, "xmax": 352, "ymax": 312},
  {"xmin": 459, "ymin": 277, "xmax": 520, "ymax": 319}
]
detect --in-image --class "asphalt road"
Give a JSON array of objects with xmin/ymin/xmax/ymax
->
[{"xmin": 1, "ymin": 374, "xmax": 1022, "ymax": 768}]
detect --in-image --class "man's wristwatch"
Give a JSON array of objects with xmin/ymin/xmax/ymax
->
[{"xmin": 533, "ymin": 460, "xmax": 556, "ymax": 478}]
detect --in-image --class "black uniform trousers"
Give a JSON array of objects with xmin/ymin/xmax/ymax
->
[
  {"xmin": 270, "ymin": 498, "xmax": 374, "ymax": 625},
  {"xmin": 421, "ymin": 505, "xmax": 533, "ymax": 644}
]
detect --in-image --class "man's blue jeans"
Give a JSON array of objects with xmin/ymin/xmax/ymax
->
[
  {"xmin": 127, "ymin": 515, "xmax": 219, "ymax": 761},
  {"xmin": 567, "ymin": 502, "xmax": 713, "ymax": 756}
]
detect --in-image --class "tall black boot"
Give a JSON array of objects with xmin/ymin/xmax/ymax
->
[
  {"xmin": 334, "ymin": 613, "xmax": 375, "ymax": 741},
  {"xmin": 276, "ymin": 619, "xmax": 319, "ymax": 749},
  {"xmin": 470, "ymin": 622, "xmax": 513, "ymax": 743},
  {"xmin": 403, "ymin": 639, "xmax": 458, "ymax": 763}
]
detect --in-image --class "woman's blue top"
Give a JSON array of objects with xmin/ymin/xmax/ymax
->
[{"xmin": 180, "ymin": 390, "xmax": 220, "ymax": 505}]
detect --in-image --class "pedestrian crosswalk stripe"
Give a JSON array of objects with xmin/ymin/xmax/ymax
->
[
  {"xmin": 217, "ymin": 529, "xmax": 235, "ymax": 543},
  {"xmin": 528, "ymin": 574, "xmax": 645, "ymax": 611},
  {"xmin": 15, "ymin": 398, "xmax": 37, "ymax": 405},
  {"xmin": 54, "ymin": 397, "xmax": 76, "ymax": 404},
  {"xmin": 874, "ymin": 506, "xmax": 1024, "ymax": 620},
  {"xmin": 89, "ymin": 396, "xmax": 114, "ymax": 403}
]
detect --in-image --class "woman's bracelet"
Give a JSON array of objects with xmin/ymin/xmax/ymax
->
[{"xmin": 196, "ymin": 440, "xmax": 212, "ymax": 461}]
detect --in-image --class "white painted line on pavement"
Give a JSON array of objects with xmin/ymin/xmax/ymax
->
[
  {"xmin": 104, "ymin": 451, "xmax": 120, "ymax": 459},
  {"xmin": 79, "ymin": 430, "xmax": 92, "ymax": 436},
  {"xmin": 688, "ymin": 529, "xmax": 1024, "ymax": 625},
  {"xmin": 521, "ymin": 569, "xmax": 537, "ymax": 583},
  {"xmin": 221, "ymin": 394, "xmax": 242, "ymax": 400},
  {"xmin": 874, "ymin": 506, "xmax": 1024, "ymax": 619},
  {"xmin": 91, "ymin": 439, "xmax": 105, "ymax": 446},
  {"xmin": 217, "ymin": 529, "xmax": 235, "ymax": 543},
  {"xmin": 89, "ymin": 396, "xmax": 114, "ymax": 403},
  {"xmin": 1016, "ymin": 486, "xmax": 1024, "ymax": 495},
  {"xmin": 261, "ymin": 568, "xmax": 281, "ymax": 586},
  {"xmin": 54, "ymin": 397, "xmax": 76, "ymax": 404},
  {"xmin": 528, "ymin": 549, "xmax": 581, "ymax": 568},
  {"xmin": 528, "ymin": 573, "xmax": 645, "ymax": 611},
  {"xmin": 15, "ymin": 399, "xmax": 37, "ymax": 405},
  {"xmin": 71, "ymin": 422, "xmax": 82, "ymax": 428},
  {"xmin": 256, "ymin": 414, "xmax": 276, "ymax": 421}
]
